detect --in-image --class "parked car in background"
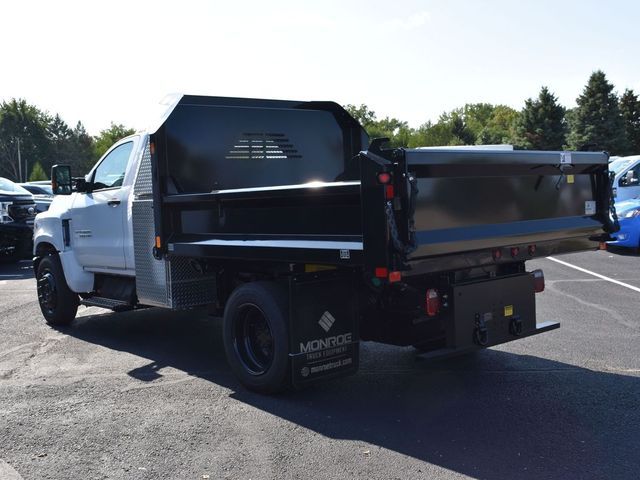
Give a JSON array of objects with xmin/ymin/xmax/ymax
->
[
  {"xmin": 0, "ymin": 177, "xmax": 37, "ymax": 262},
  {"xmin": 608, "ymin": 199, "xmax": 640, "ymax": 250},
  {"xmin": 19, "ymin": 182, "xmax": 53, "ymax": 213},
  {"xmin": 610, "ymin": 155, "xmax": 640, "ymax": 202}
]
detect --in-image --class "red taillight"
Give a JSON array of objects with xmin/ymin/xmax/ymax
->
[
  {"xmin": 493, "ymin": 249, "xmax": 502, "ymax": 261},
  {"xmin": 528, "ymin": 244, "xmax": 536, "ymax": 256},
  {"xmin": 532, "ymin": 269, "xmax": 545, "ymax": 293},
  {"xmin": 377, "ymin": 172, "xmax": 392, "ymax": 184},
  {"xmin": 385, "ymin": 184, "xmax": 395, "ymax": 199},
  {"xmin": 375, "ymin": 267, "xmax": 388, "ymax": 278},
  {"xmin": 510, "ymin": 247, "xmax": 520, "ymax": 257},
  {"xmin": 425, "ymin": 288, "xmax": 440, "ymax": 316},
  {"xmin": 388, "ymin": 271, "xmax": 402, "ymax": 283}
]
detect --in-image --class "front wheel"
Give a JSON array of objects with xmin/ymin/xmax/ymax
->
[
  {"xmin": 223, "ymin": 281, "xmax": 290, "ymax": 394},
  {"xmin": 36, "ymin": 255, "xmax": 79, "ymax": 326}
]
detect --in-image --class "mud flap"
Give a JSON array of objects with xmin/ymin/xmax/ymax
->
[{"xmin": 289, "ymin": 271, "xmax": 359, "ymax": 387}]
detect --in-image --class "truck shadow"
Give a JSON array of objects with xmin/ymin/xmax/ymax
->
[
  {"xmin": 64, "ymin": 307, "xmax": 639, "ymax": 480},
  {"xmin": 0, "ymin": 260, "xmax": 33, "ymax": 280}
]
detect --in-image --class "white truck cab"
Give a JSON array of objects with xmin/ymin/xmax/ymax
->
[
  {"xmin": 610, "ymin": 155, "xmax": 640, "ymax": 202},
  {"xmin": 34, "ymin": 133, "xmax": 146, "ymax": 293}
]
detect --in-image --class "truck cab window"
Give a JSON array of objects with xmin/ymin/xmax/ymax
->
[{"xmin": 92, "ymin": 142, "xmax": 133, "ymax": 190}]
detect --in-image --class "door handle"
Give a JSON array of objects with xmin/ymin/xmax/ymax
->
[{"xmin": 107, "ymin": 199, "xmax": 121, "ymax": 207}]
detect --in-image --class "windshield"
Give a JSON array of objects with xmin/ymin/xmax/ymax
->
[
  {"xmin": 610, "ymin": 158, "xmax": 635, "ymax": 175},
  {"xmin": 0, "ymin": 177, "xmax": 30, "ymax": 195}
]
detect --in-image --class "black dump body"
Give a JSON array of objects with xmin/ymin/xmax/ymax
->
[
  {"xmin": 142, "ymin": 95, "xmax": 616, "ymax": 385},
  {"xmin": 149, "ymin": 95, "xmax": 614, "ymax": 278}
]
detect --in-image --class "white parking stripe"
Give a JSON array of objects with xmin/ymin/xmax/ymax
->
[{"xmin": 546, "ymin": 256, "xmax": 640, "ymax": 293}]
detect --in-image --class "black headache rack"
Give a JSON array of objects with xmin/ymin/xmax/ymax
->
[{"xmin": 147, "ymin": 96, "xmax": 615, "ymax": 280}]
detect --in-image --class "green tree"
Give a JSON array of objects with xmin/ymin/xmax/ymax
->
[
  {"xmin": 344, "ymin": 104, "xmax": 377, "ymax": 128},
  {"xmin": 514, "ymin": 86, "xmax": 566, "ymax": 150},
  {"xmin": 620, "ymin": 89, "xmax": 640, "ymax": 155},
  {"xmin": 28, "ymin": 161, "xmax": 47, "ymax": 181},
  {"xmin": 344, "ymin": 104, "xmax": 414, "ymax": 147},
  {"xmin": 567, "ymin": 71, "xmax": 629, "ymax": 153},
  {"xmin": 450, "ymin": 114, "xmax": 476, "ymax": 145},
  {"xmin": 407, "ymin": 120, "xmax": 455, "ymax": 147},
  {"xmin": 45, "ymin": 115, "xmax": 96, "ymax": 176},
  {"xmin": 94, "ymin": 123, "xmax": 136, "ymax": 159},
  {"xmin": 477, "ymin": 105, "xmax": 519, "ymax": 145},
  {"xmin": 0, "ymin": 99, "xmax": 50, "ymax": 181}
]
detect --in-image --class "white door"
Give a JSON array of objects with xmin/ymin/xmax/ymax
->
[{"xmin": 71, "ymin": 141, "xmax": 134, "ymax": 270}]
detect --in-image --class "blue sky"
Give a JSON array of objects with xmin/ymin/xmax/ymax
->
[{"xmin": 1, "ymin": 0, "xmax": 638, "ymax": 134}]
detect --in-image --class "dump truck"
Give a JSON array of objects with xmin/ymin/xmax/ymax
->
[{"xmin": 33, "ymin": 95, "xmax": 617, "ymax": 393}]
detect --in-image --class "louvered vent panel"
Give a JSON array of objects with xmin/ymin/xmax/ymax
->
[{"xmin": 225, "ymin": 133, "xmax": 302, "ymax": 160}]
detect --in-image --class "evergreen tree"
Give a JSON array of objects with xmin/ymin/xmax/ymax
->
[
  {"xmin": 28, "ymin": 161, "xmax": 47, "ymax": 181},
  {"xmin": 620, "ymin": 89, "xmax": 640, "ymax": 155},
  {"xmin": 71, "ymin": 122, "xmax": 96, "ymax": 174},
  {"xmin": 514, "ymin": 87, "xmax": 566, "ymax": 150},
  {"xmin": 567, "ymin": 71, "xmax": 629, "ymax": 153}
]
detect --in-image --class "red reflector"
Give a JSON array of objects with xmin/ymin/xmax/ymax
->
[
  {"xmin": 532, "ymin": 269, "xmax": 545, "ymax": 293},
  {"xmin": 388, "ymin": 271, "xmax": 402, "ymax": 283},
  {"xmin": 385, "ymin": 184, "xmax": 395, "ymax": 199},
  {"xmin": 511, "ymin": 247, "xmax": 520, "ymax": 257},
  {"xmin": 425, "ymin": 288, "xmax": 440, "ymax": 316},
  {"xmin": 377, "ymin": 172, "xmax": 392, "ymax": 184},
  {"xmin": 528, "ymin": 244, "xmax": 536, "ymax": 256},
  {"xmin": 493, "ymin": 249, "xmax": 502, "ymax": 260},
  {"xmin": 375, "ymin": 267, "xmax": 388, "ymax": 278}
]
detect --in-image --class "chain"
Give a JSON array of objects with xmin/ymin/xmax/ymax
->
[{"xmin": 384, "ymin": 174, "xmax": 418, "ymax": 257}]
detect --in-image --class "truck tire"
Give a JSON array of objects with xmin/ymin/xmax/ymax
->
[
  {"xmin": 36, "ymin": 255, "xmax": 79, "ymax": 326},
  {"xmin": 223, "ymin": 281, "xmax": 290, "ymax": 394}
]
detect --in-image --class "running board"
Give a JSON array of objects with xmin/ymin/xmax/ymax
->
[{"xmin": 80, "ymin": 296, "xmax": 134, "ymax": 312}]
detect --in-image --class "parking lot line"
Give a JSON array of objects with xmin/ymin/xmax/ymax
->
[{"xmin": 546, "ymin": 256, "xmax": 640, "ymax": 293}]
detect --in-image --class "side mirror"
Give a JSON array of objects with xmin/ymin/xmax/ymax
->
[{"xmin": 51, "ymin": 164, "xmax": 72, "ymax": 195}]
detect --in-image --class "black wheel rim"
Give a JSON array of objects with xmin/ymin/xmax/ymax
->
[
  {"xmin": 233, "ymin": 303, "xmax": 274, "ymax": 376},
  {"xmin": 37, "ymin": 269, "xmax": 57, "ymax": 315}
]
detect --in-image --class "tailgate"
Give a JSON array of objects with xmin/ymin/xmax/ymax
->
[
  {"xmin": 359, "ymin": 144, "xmax": 615, "ymax": 275},
  {"xmin": 404, "ymin": 149, "xmax": 613, "ymax": 258}
]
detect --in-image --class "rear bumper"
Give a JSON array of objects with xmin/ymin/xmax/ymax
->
[{"xmin": 417, "ymin": 321, "xmax": 560, "ymax": 360}]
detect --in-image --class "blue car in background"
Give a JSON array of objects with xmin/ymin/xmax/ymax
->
[{"xmin": 608, "ymin": 198, "xmax": 640, "ymax": 249}]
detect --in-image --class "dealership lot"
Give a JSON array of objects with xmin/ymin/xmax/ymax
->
[{"xmin": 0, "ymin": 250, "xmax": 638, "ymax": 480}]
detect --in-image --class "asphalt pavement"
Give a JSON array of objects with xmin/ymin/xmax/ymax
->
[{"xmin": 0, "ymin": 250, "xmax": 638, "ymax": 480}]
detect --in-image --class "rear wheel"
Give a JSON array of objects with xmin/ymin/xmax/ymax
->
[
  {"xmin": 223, "ymin": 282, "xmax": 290, "ymax": 394},
  {"xmin": 36, "ymin": 255, "xmax": 79, "ymax": 326}
]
